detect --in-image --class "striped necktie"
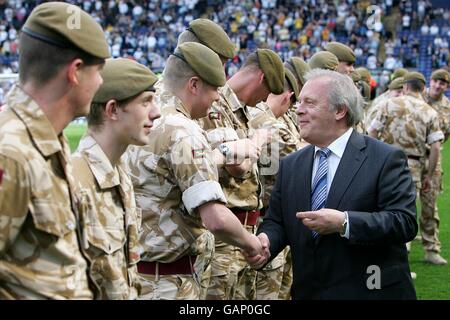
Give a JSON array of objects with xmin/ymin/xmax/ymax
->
[{"xmin": 311, "ymin": 148, "xmax": 331, "ymax": 238}]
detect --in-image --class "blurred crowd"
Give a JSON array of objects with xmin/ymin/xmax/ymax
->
[{"xmin": 0, "ymin": 0, "xmax": 449, "ymax": 102}]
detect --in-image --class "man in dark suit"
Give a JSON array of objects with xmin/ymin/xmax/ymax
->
[{"xmin": 248, "ymin": 69, "xmax": 418, "ymax": 300}]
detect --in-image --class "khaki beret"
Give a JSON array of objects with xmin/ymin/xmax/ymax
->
[
  {"xmin": 188, "ymin": 19, "xmax": 236, "ymax": 59},
  {"xmin": 404, "ymin": 71, "xmax": 426, "ymax": 84},
  {"xmin": 350, "ymin": 71, "xmax": 361, "ymax": 83},
  {"xmin": 257, "ymin": 49, "xmax": 285, "ymax": 95},
  {"xmin": 22, "ymin": 2, "xmax": 109, "ymax": 59},
  {"xmin": 174, "ymin": 42, "xmax": 226, "ymax": 87},
  {"xmin": 391, "ymin": 68, "xmax": 408, "ymax": 80},
  {"xmin": 388, "ymin": 77, "xmax": 405, "ymax": 90},
  {"xmin": 431, "ymin": 69, "xmax": 450, "ymax": 83},
  {"xmin": 325, "ymin": 42, "xmax": 355, "ymax": 64},
  {"xmin": 356, "ymin": 67, "xmax": 371, "ymax": 84},
  {"xmin": 284, "ymin": 68, "xmax": 300, "ymax": 102},
  {"xmin": 308, "ymin": 51, "xmax": 339, "ymax": 71},
  {"xmin": 285, "ymin": 57, "xmax": 310, "ymax": 86},
  {"xmin": 93, "ymin": 58, "xmax": 158, "ymax": 103},
  {"xmin": 361, "ymin": 81, "xmax": 371, "ymax": 101}
]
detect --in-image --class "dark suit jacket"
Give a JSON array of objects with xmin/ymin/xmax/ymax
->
[{"xmin": 258, "ymin": 131, "xmax": 418, "ymax": 300}]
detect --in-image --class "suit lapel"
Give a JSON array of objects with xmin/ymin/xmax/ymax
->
[
  {"xmin": 296, "ymin": 145, "xmax": 314, "ymax": 211},
  {"xmin": 296, "ymin": 146, "xmax": 315, "ymax": 244},
  {"xmin": 326, "ymin": 131, "xmax": 367, "ymax": 210}
]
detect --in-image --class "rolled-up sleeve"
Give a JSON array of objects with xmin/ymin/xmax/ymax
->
[
  {"xmin": 182, "ymin": 180, "xmax": 227, "ymax": 214},
  {"xmin": 170, "ymin": 135, "xmax": 226, "ymax": 215}
]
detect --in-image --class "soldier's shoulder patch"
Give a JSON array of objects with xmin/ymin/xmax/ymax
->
[
  {"xmin": 209, "ymin": 111, "xmax": 221, "ymax": 120},
  {"xmin": 192, "ymin": 148, "xmax": 206, "ymax": 159},
  {"xmin": 0, "ymin": 169, "xmax": 3, "ymax": 185}
]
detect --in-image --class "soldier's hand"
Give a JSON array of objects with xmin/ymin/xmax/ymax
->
[
  {"xmin": 266, "ymin": 92, "xmax": 294, "ymax": 112},
  {"xmin": 226, "ymin": 139, "xmax": 261, "ymax": 163},
  {"xmin": 242, "ymin": 233, "xmax": 270, "ymax": 269}
]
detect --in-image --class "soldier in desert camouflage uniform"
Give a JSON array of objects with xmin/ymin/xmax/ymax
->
[
  {"xmin": 369, "ymin": 72, "xmax": 443, "ymax": 192},
  {"xmin": 199, "ymin": 49, "xmax": 284, "ymax": 300},
  {"xmin": 418, "ymin": 69, "xmax": 450, "ymax": 265},
  {"xmin": 0, "ymin": 2, "xmax": 109, "ymax": 299},
  {"xmin": 369, "ymin": 72, "xmax": 443, "ymax": 275},
  {"xmin": 247, "ymin": 68, "xmax": 301, "ymax": 300},
  {"xmin": 369, "ymin": 72, "xmax": 444, "ymax": 279},
  {"xmin": 154, "ymin": 19, "xmax": 238, "ymax": 299},
  {"xmin": 71, "ymin": 59, "xmax": 160, "ymax": 299},
  {"xmin": 364, "ymin": 77, "xmax": 404, "ymax": 130},
  {"xmin": 126, "ymin": 42, "xmax": 263, "ymax": 300}
]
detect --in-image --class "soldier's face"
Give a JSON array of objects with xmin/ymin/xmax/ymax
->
[
  {"xmin": 337, "ymin": 62, "xmax": 354, "ymax": 76},
  {"xmin": 248, "ymin": 78, "xmax": 271, "ymax": 107},
  {"xmin": 297, "ymin": 78, "xmax": 337, "ymax": 147},
  {"xmin": 429, "ymin": 79, "xmax": 449, "ymax": 99},
  {"xmin": 117, "ymin": 91, "xmax": 161, "ymax": 146},
  {"xmin": 193, "ymin": 81, "xmax": 219, "ymax": 119},
  {"xmin": 75, "ymin": 63, "xmax": 104, "ymax": 117}
]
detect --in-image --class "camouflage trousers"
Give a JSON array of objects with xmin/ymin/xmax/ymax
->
[
  {"xmin": 256, "ymin": 246, "xmax": 292, "ymax": 300},
  {"xmin": 206, "ymin": 225, "xmax": 257, "ymax": 300},
  {"xmin": 137, "ymin": 273, "xmax": 200, "ymax": 300},
  {"xmin": 279, "ymin": 247, "xmax": 293, "ymax": 300},
  {"xmin": 138, "ymin": 232, "xmax": 214, "ymax": 300},
  {"xmin": 419, "ymin": 158, "xmax": 443, "ymax": 253}
]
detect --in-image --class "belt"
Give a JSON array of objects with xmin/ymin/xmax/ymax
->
[
  {"xmin": 407, "ymin": 155, "xmax": 421, "ymax": 161},
  {"xmin": 230, "ymin": 209, "xmax": 260, "ymax": 226},
  {"xmin": 137, "ymin": 255, "xmax": 196, "ymax": 275}
]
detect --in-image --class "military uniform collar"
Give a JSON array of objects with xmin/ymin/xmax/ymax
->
[
  {"xmin": 405, "ymin": 91, "xmax": 425, "ymax": 101},
  {"xmin": 76, "ymin": 134, "xmax": 121, "ymax": 189},
  {"xmin": 173, "ymin": 94, "xmax": 193, "ymax": 120},
  {"xmin": 7, "ymin": 85, "xmax": 62, "ymax": 157},
  {"xmin": 221, "ymin": 83, "xmax": 246, "ymax": 112}
]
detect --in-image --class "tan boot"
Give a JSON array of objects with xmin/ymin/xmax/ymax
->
[{"xmin": 424, "ymin": 252, "xmax": 448, "ymax": 265}]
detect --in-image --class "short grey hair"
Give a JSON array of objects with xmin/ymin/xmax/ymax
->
[
  {"xmin": 304, "ymin": 69, "xmax": 364, "ymax": 127},
  {"xmin": 163, "ymin": 54, "xmax": 196, "ymax": 93}
]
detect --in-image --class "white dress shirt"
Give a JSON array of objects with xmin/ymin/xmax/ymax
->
[{"xmin": 311, "ymin": 127, "xmax": 353, "ymax": 238}]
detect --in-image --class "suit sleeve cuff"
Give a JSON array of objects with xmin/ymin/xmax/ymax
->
[
  {"xmin": 182, "ymin": 180, "xmax": 227, "ymax": 215},
  {"xmin": 340, "ymin": 211, "xmax": 350, "ymax": 239}
]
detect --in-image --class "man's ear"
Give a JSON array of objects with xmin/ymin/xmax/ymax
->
[
  {"xmin": 258, "ymin": 70, "xmax": 265, "ymax": 85},
  {"xmin": 187, "ymin": 76, "xmax": 200, "ymax": 95},
  {"xmin": 67, "ymin": 58, "xmax": 84, "ymax": 85},
  {"xmin": 335, "ymin": 105, "xmax": 348, "ymax": 121},
  {"xmin": 104, "ymin": 100, "xmax": 120, "ymax": 121}
]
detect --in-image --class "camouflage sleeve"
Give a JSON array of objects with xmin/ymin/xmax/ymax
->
[
  {"xmin": 248, "ymin": 111, "xmax": 298, "ymax": 157},
  {"xmin": 426, "ymin": 112, "xmax": 445, "ymax": 145},
  {"xmin": 169, "ymin": 135, "xmax": 227, "ymax": 215},
  {"xmin": 205, "ymin": 127, "xmax": 239, "ymax": 149},
  {"xmin": 369, "ymin": 101, "xmax": 388, "ymax": 132},
  {"xmin": 0, "ymin": 155, "xmax": 30, "ymax": 252}
]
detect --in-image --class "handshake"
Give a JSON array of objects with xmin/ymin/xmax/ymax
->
[{"xmin": 242, "ymin": 233, "xmax": 271, "ymax": 269}]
